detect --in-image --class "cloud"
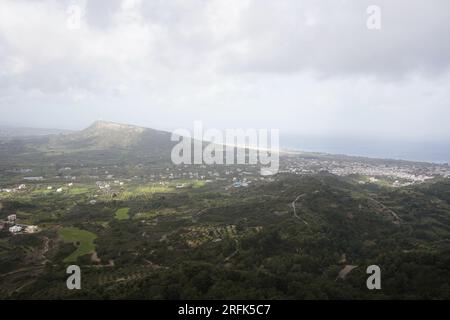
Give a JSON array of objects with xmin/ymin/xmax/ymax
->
[
  {"xmin": 0, "ymin": 0, "xmax": 450, "ymax": 141},
  {"xmin": 2, "ymin": 0, "xmax": 450, "ymax": 89},
  {"xmin": 217, "ymin": 0, "xmax": 450, "ymax": 78}
]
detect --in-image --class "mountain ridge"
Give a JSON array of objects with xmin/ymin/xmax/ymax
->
[
  {"xmin": 45, "ymin": 120, "xmax": 171, "ymax": 151},
  {"xmin": 83, "ymin": 120, "xmax": 151, "ymax": 133}
]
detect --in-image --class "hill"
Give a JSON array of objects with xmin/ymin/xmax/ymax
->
[
  {"xmin": 0, "ymin": 121, "xmax": 175, "ymax": 166},
  {"xmin": 46, "ymin": 121, "xmax": 171, "ymax": 151},
  {"xmin": 1, "ymin": 172, "xmax": 450, "ymax": 299}
]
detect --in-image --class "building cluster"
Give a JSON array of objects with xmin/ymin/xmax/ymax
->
[
  {"xmin": 1, "ymin": 184, "xmax": 27, "ymax": 193},
  {"xmin": 281, "ymin": 155, "xmax": 450, "ymax": 185},
  {"xmin": 0, "ymin": 214, "xmax": 39, "ymax": 235}
]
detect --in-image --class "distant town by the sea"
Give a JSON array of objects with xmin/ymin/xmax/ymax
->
[{"xmin": 281, "ymin": 134, "xmax": 450, "ymax": 164}]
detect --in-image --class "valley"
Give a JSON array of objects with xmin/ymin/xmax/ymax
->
[{"xmin": 0, "ymin": 122, "xmax": 450, "ymax": 299}]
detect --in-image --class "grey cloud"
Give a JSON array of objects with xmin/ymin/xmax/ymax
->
[
  {"xmin": 84, "ymin": 0, "xmax": 122, "ymax": 29},
  {"xmin": 0, "ymin": 0, "xmax": 450, "ymax": 141},
  {"xmin": 219, "ymin": 0, "xmax": 450, "ymax": 78}
]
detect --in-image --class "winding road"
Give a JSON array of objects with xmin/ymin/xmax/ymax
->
[{"xmin": 291, "ymin": 194, "xmax": 309, "ymax": 225}]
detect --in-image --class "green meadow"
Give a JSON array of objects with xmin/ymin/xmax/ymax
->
[
  {"xmin": 114, "ymin": 207, "xmax": 130, "ymax": 220},
  {"xmin": 58, "ymin": 227, "xmax": 97, "ymax": 262}
]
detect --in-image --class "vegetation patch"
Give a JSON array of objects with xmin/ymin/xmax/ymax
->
[
  {"xmin": 133, "ymin": 209, "xmax": 177, "ymax": 220},
  {"xmin": 115, "ymin": 207, "xmax": 130, "ymax": 220},
  {"xmin": 192, "ymin": 180, "xmax": 206, "ymax": 188},
  {"xmin": 68, "ymin": 187, "xmax": 90, "ymax": 195},
  {"xmin": 58, "ymin": 227, "xmax": 97, "ymax": 262},
  {"xmin": 136, "ymin": 185, "xmax": 173, "ymax": 194},
  {"xmin": 31, "ymin": 188, "xmax": 53, "ymax": 196},
  {"xmin": 133, "ymin": 211, "xmax": 158, "ymax": 220}
]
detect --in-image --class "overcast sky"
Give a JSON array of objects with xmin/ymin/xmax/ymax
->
[{"xmin": 1, "ymin": 0, "xmax": 450, "ymax": 141}]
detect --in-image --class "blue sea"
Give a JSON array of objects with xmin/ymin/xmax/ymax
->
[{"xmin": 280, "ymin": 134, "xmax": 450, "ymax": 164}]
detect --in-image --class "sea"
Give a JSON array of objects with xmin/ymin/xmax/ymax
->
[{"xmin": 280, "ymin": 134, "xmax": 450, "ymax": 164}]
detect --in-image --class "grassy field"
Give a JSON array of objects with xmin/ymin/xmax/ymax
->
[
  {"xmin": 133, "ymin": 211, "xmax": 158, "ymax": 220},
  {"xmin": 31, "ymin": 188, "xmax": 54, "ymax": 196},
  {"xmin": 115, "ymin": 207, "xmax": 130, "ymax": 220},
  {"xmin": 192, "ymin": 180, "xmax": 206, "ymax": 188},
  {"xmin": 114, "ymin": 185, "xmax": 174, "ymax": 200},
  {"xmin": 133, "ymin": 209, "xmax": 174, "ymax": 220},
  {"xmin": 68, "ymin": 187, "xmax": 90, "ymax": 195},
  {"xmin": 135, "ymin": 185, "xmax": 173, "ymax": 194},
  {"xmin": 58, "ymin": 227, "xmax": 97, "ymax": 262}
]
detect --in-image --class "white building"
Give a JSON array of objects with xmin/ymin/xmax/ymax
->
[
  {"xmin": 9, "ymin": 225, "xmax": 22, "ymax": 233},
  {"xmin": 7, "ymin": 214, "xmax": 16, "ymax": 223},
  {"xmin": 25, "ymin": 225, "xmax": 39, "ymax": 233}
]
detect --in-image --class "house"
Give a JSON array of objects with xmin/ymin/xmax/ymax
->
[
  {"xmin": 25, "ymin": 225, "xmax": 39, "ymax": 234},
  {"xmin": 56, "ymin": 188, "xmax": 63, "ymax": 193},
  {"xmin": 7, "ymin": 214, "xmax": 17, "ymax": 223},
  {"xmin": 9, "ymin": 225, "xmax": 22, "ymax": 233}
]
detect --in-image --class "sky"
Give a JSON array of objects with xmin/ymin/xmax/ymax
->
[{"xmin": 1, "ymin": 0, "xmax": 450, "ymax": 142}]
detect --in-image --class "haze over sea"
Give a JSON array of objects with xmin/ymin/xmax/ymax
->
[{"xmin": 281, "ymin": 134, "xmax": 450, "ymax": 165}]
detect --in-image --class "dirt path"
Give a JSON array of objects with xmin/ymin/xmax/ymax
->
[
  {"xmin": 224, "ymin": 239, "xmax": 239, "ymax": 262},
  {"xmin": 91, "ymin": 251, "xmax": 101, "ymax": 263},
  {"xmin": 38, "ymin": 236, "xmax": 51, "ymax": 264},
  {"xmin": 337, "ymin": 265, "xmax": 358, "ymax": 280},
  {"xmin": 366, "ymin": 197, "xmax": 402, "ymax": 222},
  {"xmin": 291, "ymin": 194, "xmax": 309, "ymax": 225},
  {"xmin": 42, "ymin": 237, "xmax": 49, "ymax": 254},
  {"xmin": 191, "ymin": 208, "xmax": 209, "ymax": 223},
  {"xmin": 0, "ymin": 265, "xmax": 45, "ymax": 278},
  {"xmin": 88, "ymin": 259, "xmax": 115, "ymax": 268}
]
